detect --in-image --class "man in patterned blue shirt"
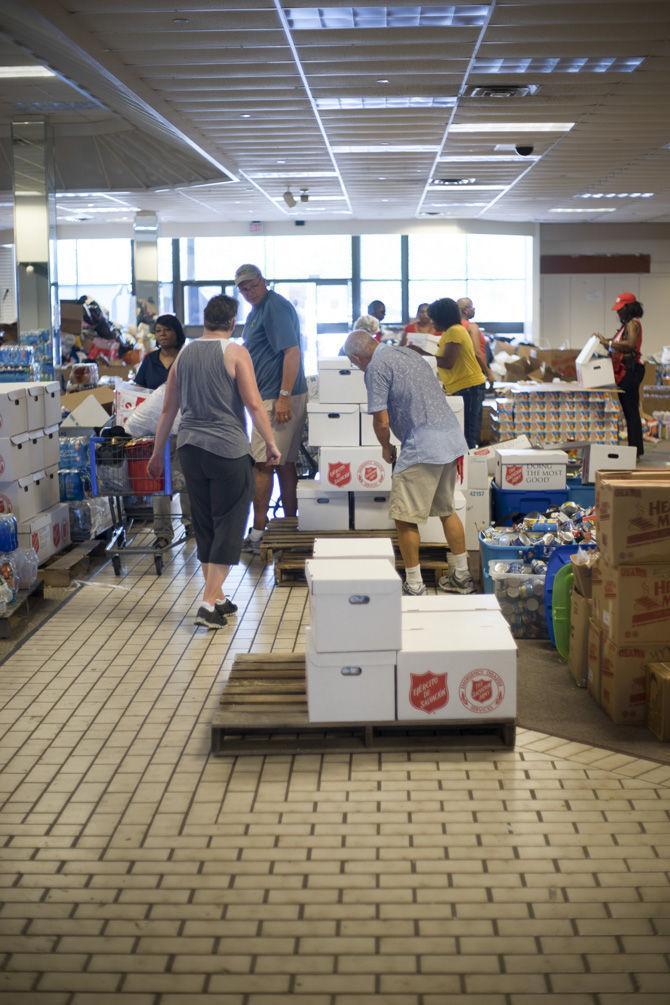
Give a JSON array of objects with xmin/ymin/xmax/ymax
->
[{"xmin": 344, "ymin": 329, "xmax": 474, "ymax": 596}]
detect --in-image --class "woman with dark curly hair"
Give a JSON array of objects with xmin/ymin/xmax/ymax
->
[{"xmin": 594, "ymin": 292, "xmax": 645, "ymax": 456}]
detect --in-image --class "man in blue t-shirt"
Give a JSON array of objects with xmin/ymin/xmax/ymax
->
[{"xmin": 236, "ymin": 264, "xmax": 308, "ymax": 553}]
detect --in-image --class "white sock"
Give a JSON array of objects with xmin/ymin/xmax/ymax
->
[
  {"xmin": 201, "ymin": 601, "xmax": 215, "ymax": 612},
  {"xmin": 447, "ymin": 552, "xmax": 456, "ymax": 570},
  {"xmin": 250, "ymin": 528, "xmax": 263, "ymax": 542},
  {"xmin": 452, "ymin": 553, "xmax": 470, "ymax": 579},
  {"xmin": 405, "ymin": 565, "xmax": 423, "ymax": 588}
]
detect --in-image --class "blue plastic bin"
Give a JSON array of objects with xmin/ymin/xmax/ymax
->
[
  {"xmin": 492, "ymin": 483, "xmax": 569, "ymax": 525},
  {"xmin": 479, "ymin": 531, "xmax": 557, "ymax": 594},
  {"xmin": 567, "ymin": 481, "xmax": 595, "ymax": 508}
]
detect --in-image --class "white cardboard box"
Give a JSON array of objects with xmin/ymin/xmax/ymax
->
[
  {"xmin": 417, "ymin": 489, "xmax": 466, "ymax": 544},
  {"xmin": 406, "ymin": 332, "xmax": 441, "ymax": 355},
  {"xmin": 495, "ymin": 448, "xmax": 568, "ymax": 491},
  {"xmin": 307, "ymin": 401, "xmax": 360, "ymax": 447},
  {"xmin": 24, "ymin": 383, "xmax": 44, "ymax": 431},
  {"xmin": 353, "ymin": 492, "xmax": 395, "ymax": 531},
  {"xmin": 37, "ymin": 465, "xmax": 60, "ymax": 511},
  {"xmin": 306, "ymin": 557, "xmax": 402, "ymax": 653},
  {"xmin": 576, "ymin": 335, "xmax": 616, "ymax": 389},
  {"xmin": 318, "ymin": 357, "xmax": 367, "ymax": 404},
  {"xmin": 306, "ymin": 631, "xmax": 396, "ymax": 722},
  {"xmin": 313, "ymin": 536, "xmax": 395, "ymax": 566},
  {"xmin": 42, "ymin": 425, "xmax": 60, "ymax": 467},
  {"xmin": 0, "ymin": 386, "xmax": 28, "ymax": 437},
  {"xmin": 29, "ymin": 430, "xmax": 44, "ymax": 473},
  {"xmin": 397, "ymin": 611, "xmax": 517, "ymax": 721},
  {"xmin": 18, "ymin": 511, "xmax": 52, "ymax": 564},
  {"xmin": 0, "ymin": 474, "xmax": 41, "ymax": 522},
  {"xmin": 40, "ymin": 381, "xmax": 60, "ymax": 427},
  {"xmin": 319, "ymin": 446, "xmax": 392, "ymax": 493},
  {"xmin": 582, "ymin": 444, "xmax": 637, "ymax": 483},
  {"xmin": 359, "ymin": 407, "xmax": 400, "ymax": 448},
  {"xmin": 49, "ymin": 501, "xmax": 72, "ymax": 555},
  {"xmin": 0, "ymin": 432, "xmax": 36, "ymax": 481},
  {"xmin": 464, "ymin": 454, "xmax": 489, "ymax": 489},
  {"xmin": 297, "ymin": 479, "xmax": 349, "ymax": 532},
  {"xmin": 401, "ymin": 595, "xmax": 501, "ymax": 614},
  {"xmin": 469, "ymin": 435, "xmax": 532, "ymax": 476},
  {"xmin": 464, "ymin": 485, "xmax": 491, "ymax": 550}
]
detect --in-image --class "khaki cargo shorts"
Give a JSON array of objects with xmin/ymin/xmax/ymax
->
[
  {"xmin": 389, "ymin": 461, "xmax": 457, "ymax": 524},
  {"xmin": 250, "ymin": 392, "xmax": 307, "ymax": 465}
]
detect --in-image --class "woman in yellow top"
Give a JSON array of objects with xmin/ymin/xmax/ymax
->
[{"xmin": 429, "ymin": 297, "xmax": 486, "ymax": 448}]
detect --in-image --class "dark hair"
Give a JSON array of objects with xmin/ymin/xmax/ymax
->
[
  {"xmin": 618, "ymin": 300, "xmax": 644, "ymax": 323},
  {"xmin": 203, "ymin": 294, "xmax": 238, "ymax": 332},
  {"xmin": 155, "ymin": 313, "xmax": 186, "ymax": 348},
  {"xmin": 367, "ymin": 300, "xmax": 385, "ymax": 312},
  {"xmin": 428, "ymin": 297, "xmax": 461, "ymax": 331}
]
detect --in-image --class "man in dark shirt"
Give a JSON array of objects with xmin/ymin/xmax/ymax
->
[{"xmin": 236, "ymin": 264, "xmax": 308, "ymax": 554}]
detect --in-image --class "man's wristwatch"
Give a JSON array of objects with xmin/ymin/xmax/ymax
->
[{"xmin": 278, "ymin": 390, "xmax": 290, "ymax": 398}]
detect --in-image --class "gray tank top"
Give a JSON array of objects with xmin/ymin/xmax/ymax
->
[{"xmin": 176, "ymin": 339, "xmax": 251, "ymax": 459}]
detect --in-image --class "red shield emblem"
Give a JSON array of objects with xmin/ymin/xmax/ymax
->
[
  {"xmin": 505, "ymin": 464, "xmax": 523, "ymax": 487},
  {"xmin": 31, "ymin": 531, "xmax": 39, "ymax": 552},
  {"xmin": 328, "ymin": 462, "xmax": 351, "ymax": 487},
  {"xmin": 0, "ymin": 496, "xmax": 9, "ymax": 514},
  {"xmin": 0, "ymin": 457, "xmax": 4, "ymax": 477},
  {"xmin": 409, "ymin": 671, "xmax": 449, "ymax": 714},
  {"xmin": 471, "ymin": 678, "xmax": 493, "ymax": 704},
  {"xmin": 52, "ymin": 522, "xmax": 60, "ymax": 547}
]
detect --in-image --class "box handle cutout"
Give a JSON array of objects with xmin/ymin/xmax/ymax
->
[
  {"xmin": 327, "ymin": 412, "xmax": 340, "ymax": 419},
  {"xmin": 338, "ymin": 369, "xmax": 352, "ymax": 376},
  {"xmin": 316, "ymin": 498, "xmax": 331, "ymax": 505},
  {"xmin": 340, "ymin": 666, "xmax": 362, "ymax": 676},
  {"xmin": 348, "ymin": 594, "xmax": 370, "ymax": 605}
]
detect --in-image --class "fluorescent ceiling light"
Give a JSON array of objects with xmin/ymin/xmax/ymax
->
[
  {"xmin": 57, "ymin": 191, "xmax": 132, "ymax": 198},
  {"xmin": 332, "ymin": 144, "xmax": 440, "ymax": 153},
  {"xmin": 439, "ymin": 154, "xmax": 540, "ymax": 163},
  {"xmin": 578, "ymin": 192, "xmax": 653, "ymax": 199},
  {"xmin": 273, "ymin": 195, "xmax": 346, "ymax": 202},
  {"xmin": 549, "ymin": 207, "xmax": 616, "ymax": 214},
  {"xmin": 427, "ymin": 202, "xmax": 488, "ymax": 207},
  {"xmin": 285, "ymin": 5, "xmax": 489, "ymax": 30},
  {"xmin": 473, "ymin": 56, "xmax": 644, "ymax": 74},
  {"xmin": 316, "ymin": 96, "xmax": 456, "ymax": 110},
  {"xmin": 0, "ymin": 65, "xmax": 55, "ymax": 78},
  {"xmin": 428, "ymin": 184, "xmax": 506, "ymax": 191},
  {"xmin": 249, "ymin": 171, "xmax": 338, "ymax": 179},
  {"xmin": 450, "ymin": 122, "xmax": 574, "ymax": 133},
  {"xmin": 57, "ymin": 206, "xmax": 141, "ymax": 214}
]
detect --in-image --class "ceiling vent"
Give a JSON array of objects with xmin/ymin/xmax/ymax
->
[
  {"xmin": 467, "ymin": 84, "xmax": 539, "ymax": 98},
  {"xmin": 430, "ymin": 177, "xmax": 476, "ymax": 186}
]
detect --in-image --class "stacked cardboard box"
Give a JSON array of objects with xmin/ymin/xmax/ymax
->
[
  {"xmin": 588, "ymin": 471, "xmax": 670, "ymax": 726},
  {"xmin": 0, "ymin": 382, "xmax": 70, "ymax": 565},
  {"xmin": 493, "ymin": 387, "xmax": 621, "ymax": 445}
]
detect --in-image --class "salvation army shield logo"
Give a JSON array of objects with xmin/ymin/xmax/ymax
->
[
  {"xmin": 504, "ymin": 464, "xmax": 524, "ymax": 487},
  {"xmin": 357, "ymin": 460, "xmax": 385, "ymax": 488},
  {"xmin": 52, "ymin": 522, "xmax": 61, "ymax": 547},
  {"xmin": 328, "ymin": 462, "xmax": 351, "ymax": 487},
  {"xmin": 459, "ymin": 669, "xmax": 505, "ymax": 714},
  {"xmin": 409, "ymin": 671, "xmax": 449, "ymax": 714}
]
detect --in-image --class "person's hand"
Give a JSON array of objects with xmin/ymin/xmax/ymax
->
[
  {"xmin": 382, "ymin": 443, "xmax": 397, "ymax": 466},
  {"xmin": 274, "ymin": 395, "xmax": 292, "ymax": 424},
  {"xmin": 147, "ymin": 452, "xmax": 164, "ymax": 479},
  {"xmin": 266, "ymin": 442, "xmax": 281, "ymax": 466},
  {"xmin": 593, "ymin": 332, "xmax": 609, "ymax": 346}
]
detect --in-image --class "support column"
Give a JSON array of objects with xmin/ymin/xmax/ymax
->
[
  {"xmin": 133, "ymin": 211, "xmax": 159, "ymax": 325},
  {"xmin": 11, "ymin": 118, "xmax": 59, "ymax": 371}
]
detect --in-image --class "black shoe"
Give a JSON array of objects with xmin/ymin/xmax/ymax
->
[
  {"xmin": 153, "ymin": 536, "xmax": 171, "ymax": 549},
  {"xmin": 215, "ymin": 598, "xmax": 238, "ymax": 616},
  {"xmin": 194, "ymin": 606, "xmax": 227, "ymax": 630}
]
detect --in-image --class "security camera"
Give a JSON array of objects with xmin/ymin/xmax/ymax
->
[
  {"xmin": 300, "ymin": 188, "xmax": 309, "ymax": 203},
  {"xmin": 283, "ymin": 188, "xmax": 296, "ymax": 208},
  {"xmin": 515, "ymin": 145, "xmax": 535, "ymax": 157}
]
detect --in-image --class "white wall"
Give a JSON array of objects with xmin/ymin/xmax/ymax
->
[{"xmin": 540, "ymin": 223, "xmax": 670, "ymax": 357}]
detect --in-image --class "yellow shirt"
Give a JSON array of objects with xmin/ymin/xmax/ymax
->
[{"xmin": 437, "ymin": 323, "xmax": 486, "ymax": 394}]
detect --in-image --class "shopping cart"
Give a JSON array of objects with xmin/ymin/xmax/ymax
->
[{"xmin": 89, "ymin": 434, "xmax": 185, "ymax": 576}]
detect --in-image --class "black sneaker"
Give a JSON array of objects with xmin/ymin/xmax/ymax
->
[
  {"xmin": 194, "ymin": 606, "xmax": 227, "ymax": 630},
  {"xmin": 215, "ymin": 598, "xmax": 238, "ymax": 616}
]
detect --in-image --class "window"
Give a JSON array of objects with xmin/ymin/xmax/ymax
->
[
  {"xmin": 409, "ymin": 233, "xmax": 466, "ymax": 281},
  {"xmin": 360, "ymin": 280, "xmax": 402, "ymax": 324},
  {"xmin": 56, "ymin": 238, "xmax": 134, "ymax": 327},
  {"xmin": 360, "ymin": 235, "xmax": 401, "ymax": 279},
  {"xmin": 180, "ymin": 237, "xmax": 265, "ymax": 280},
  {"xmin": 266, "ymin": 236, "xmax": 350, "ymax": 279},
  {"xmin": 157, "ymin": 238, "xmax": 173, "ymax": 283}
]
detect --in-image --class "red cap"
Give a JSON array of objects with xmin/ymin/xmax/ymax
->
[{"xmin": 612, "ymin": 291, "xmax": 636, "ymax": 312}]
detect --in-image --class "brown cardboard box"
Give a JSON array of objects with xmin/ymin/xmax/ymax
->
[
  {"xmin": 96, "ymin": 362, "xmax": 133, "ymax": 381},
  {"xmin": 570, "ymin": 555, "xmax": 593, "ymax": 600},
  {"xmin": 596, "ymin": 471, "xmax": 670, "ymax": 566},
  {"xmin": 646, "ymin": 662, "xmax": 670, "ymax": 741},
  {"xmin": 600, "ymin": 638, "xmax": 654, "ymax": 725},
  {"xmin": 534, "ymin": 348, "xmax": 579, "ymax": 382},
  {"xmin": 595, "ymin": 560, "xmax": 670, "ymax": 644},
  {"xmin": 59, "ymin": 300, "xmax": 82, "ymax": 336},
  {"xmin": 569, "ymin": 591, "xmax": 592, "ymax": 687},
  {"xmin": 61, "ymin": 386, "xmax": 115, "ymax": 414},
  {"xmin": 587, "ymin": 618, "xmax": 602, "ymax": 702}
]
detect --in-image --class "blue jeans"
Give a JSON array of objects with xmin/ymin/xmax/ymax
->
[{"xmin": 455, "ymin": 384, "xmax": 485, "ymax": 449}]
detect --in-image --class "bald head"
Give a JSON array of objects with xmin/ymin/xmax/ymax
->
[
  {"xmin": 458, "ymin": 297, "xmax": 474, "ymax": 320},
  {"xmin": 344, "ymin": 329, "xmax": 378, "ymax": 371}
]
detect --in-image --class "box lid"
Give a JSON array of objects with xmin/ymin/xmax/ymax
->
[
  {"xmin": 307, "ymin": 630, "xmax": 396, "ymax": 668},
  {"xmin": 401, "ymin": 611, "xmax": 517, "ymax": 654},
  {"xmin": 576, "ymin": 335, "xmax": 605, "ymax": 367},
  {"xmin": 1, "ymin": 431, "xmax": 30, "ymax": 447},
  {"xmin": 25, "ymin": 384, "xmax": 44, "ymax": 402},
  {"xmin": 318, "ymin": 357, "xmax": 362, "ymax": 373},
  {"xmin": 44, "ymin": 424, "xmax": 59, "ymax": 436},
  {"xmin": 313, "ymin": 537, "xmax": 394, "ymax": 560},
  {"xmin": 401, "ymin": 595, "xmax": 501, "ymax": 614},
  {"xmin": 306, "ymin": 557, "xmax": 400, "ymax": 595},
  {"xmin": 0, "ymin": 385, "xmax": 26, "ymax": 405},
  {"xmin": 19, "ymin": 511, "xmax": 50, "ymax": 532},
  {"xmin": 297, "ymin": 479, "xmax": 343, "ymax": 500},
  {"xmin": 308, "ymin": 401, "xmax": 359, "ymax": 416},
  {"xmin": 496, "ymin": 448, "xmax": 568, "ymax": 465}
]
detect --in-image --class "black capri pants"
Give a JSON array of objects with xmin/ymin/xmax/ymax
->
[{"xmin": 178, "ymin": 445, "xmax": 253, "ymax": 566}]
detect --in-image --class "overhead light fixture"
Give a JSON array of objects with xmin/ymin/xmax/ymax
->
[
  {"xmin": 0, "ymin": 66, "xmax": 55, "ymax": 78},
  {"xmin": 250, "ymin": 171, "xmax": 337, "ymax": 179},
  {"xmin": 450, "ymin": 122, "xmax": 574, "ymax": 133},
  {"xmin": 376, "ymin": 78, "xmax": 389, "ymax": 84},
  {"xmin": 430, "ymin": 177, "xmax": 477, "ymax": 186},
  {"xmin": 316, "ymin": 95, "xmax": 456, "ymax": 110},
  {"xmin": 428, "ymin": 202, "xmax": 488, "ymax": 207},
  {"xmin": 171, "ymin": 16, "xmax": 190, "ymax": 23},
  {"xmin": 472, "ymin": 56, "xmax": 644, "ymax": 74},
  {"xmin": 241, "ymin": 114, "xmax": 251, "ymax": 119},
  {"xmin": 578, "ymin": 192, "xmax": 653, "ymax": 199},
  {"xmin": 428, "ymin": 184, "xmax": 506, "ymax": 191},
  {"xmin": 300, "ymin": 189, "xmax": 309, "ymax": 203},
  {"xmin": 283, "ymin": 188, "xmax": 297, "ymax": 208},
  {"xmin": 57, "ymin": 206, "xmax": 141, "ymax": 214},
  {"xmin": 439, "ymin": 154, "xmax": 540, "ymax": 163},
  {"xmin": 332, "ymin": 144, "xmax": 440, "ymax": 153},
  {"xmin": 285, "ymin": 5, "xmax": 489, "ymax": 30},
  {"xmin": 549, "ymin": 207, "xmax": 616, "ymax": 214},
  {"xmin": 468, "ymin": 84, "xmax": 540, "ymax": 98}
]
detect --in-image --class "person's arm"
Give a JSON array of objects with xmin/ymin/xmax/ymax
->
[
  {"xmin": 232, "ymin": 345, "xmax": 281, "ymax": 465},
  {"xmin": 147, "ymin": 364, "xmax": 179, "ymax": 477},
  {"xmin": 266, "ymin": 296, "xmax": 303, "ymax": 425},
  {"xmin": 435, "ymin": 342, "xmax": 460, "ymax": 370},
  {"xmin": 134, "ymin": 356, "xmax": 148, "ymax": 388},
  {"xmin": 467, "ymin": 322, "xmax": 488, "ymax": 375},
  {"xmin": 275, "ymin": 345, "xmax": 301, "ymax": 424},
  {"xmin": 372, "ymin": 409, "xmax": 396, "ymax": 466},
  {"xmin": 618, "ymin": 320, "xmax": 641, "ymax": 353}
]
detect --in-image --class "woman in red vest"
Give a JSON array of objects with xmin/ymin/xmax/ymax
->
[{"xmin": 595, "ymin": 291, "xmax": 645, "ymax": 456}]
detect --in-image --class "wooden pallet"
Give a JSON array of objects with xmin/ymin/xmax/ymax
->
[
  {"xmin": 39, "ymin": 539, "xmax": 107, "ymax": 588},
  {"xmin": 211, "ymin": 653, "xmax": 516, "ymax": 755},
  {"xmin": 259, "ymin": 517, "xmax": 399, "ymax": 564},
  {"xmin": 0, "ymin": 580, "xmax": 45, "ymax": 639},
  {"xmin": 274, "ymin": 550, "xmax": 450, "ymax": 586}
]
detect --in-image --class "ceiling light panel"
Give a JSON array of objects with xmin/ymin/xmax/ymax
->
[
  {"xmin": 285, "ymin": 6, "xmax": 490, "ymax": 30},
  {"xmin": 316, "ymin": 96, "xmax": 457, "ymax": 110},
  {"xmin": 549, "ymin": 208, "xmax": 617, "ymax": 214},
  {"xmin": 578, "ymin": 192, "xmax": 653, "ymax": 199},
  {"xmin": 0, "ymin": 65, "xmax": 56, "ymax": 78},
  {"xmin": 472, "ymin": 57, "xmax": 644, "ymax": 74},
  {"xmin": 450, "ymin": 122, "xmax": 574, "ymax": 133},
  {"xmin": 332, "ymin": 145, "xmax": 440, "ymax": 153},
  {"xmin": 439, "ymin": 154, "xmax": 540, "ymax": 162}
]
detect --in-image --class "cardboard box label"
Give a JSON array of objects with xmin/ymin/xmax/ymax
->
[
  {"xmin": 409, "ymin": 671, "xmax": 449, "ymax": 714},
  {"xmin": 328, "ymin": 462, "xmax": 351, "ymax": 487},
  {"xmin": 458, "ymin": 669, "xmax": 506, "ymax": 714}
]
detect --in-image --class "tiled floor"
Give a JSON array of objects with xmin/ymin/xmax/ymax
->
[{"xmin": 1, "ymin": 537, "xmax": 670, "ymax": 1004}]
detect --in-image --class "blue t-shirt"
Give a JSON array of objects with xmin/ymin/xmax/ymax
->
[
  {"xmin": 365, "ymin": 344, "xmax": 467, "ymax": 473},
  {"xmin": 242, "ymin": 290, "xmax": 307, "ymax": 400},
  {"xmin": 134, "ymin": 349, "xmax": 173, "ymax": 390}
]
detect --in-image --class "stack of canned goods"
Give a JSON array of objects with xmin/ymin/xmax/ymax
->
[
  {"xmin": 481, "ymin": 500, "xmax": 596, "ymax": 551},
  {"xmin": 490, "ymin": 560, "xmax": 548, "ymax": 639}
]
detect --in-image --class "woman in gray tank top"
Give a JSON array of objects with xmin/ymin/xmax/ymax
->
[{"xmin": 149, "ymin": 295, "xmax": 280, "ymax": 630}]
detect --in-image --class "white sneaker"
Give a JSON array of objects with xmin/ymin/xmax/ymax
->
[
  {"xmin": 241, "ymin": 533, "xmax": 262, "ymax": 555},
  {"xmin": 438, "ymin": 571, "xmax": 475, "ymax": 594},
  {"xmin": 402, "ymin": 580, "xmax": 427, "ymax": 596}
]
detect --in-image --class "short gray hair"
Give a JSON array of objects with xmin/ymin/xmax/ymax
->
[
  {"xmin": 353, "ymin": 314, "xmax": 381, "ymax": 335},
  {"xmin": 344, "ymin": 329, "xmax": 377, "ymax": 361}
]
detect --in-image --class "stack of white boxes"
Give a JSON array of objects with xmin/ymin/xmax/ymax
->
[
  {"xmin": 300, "ymin": 356, "xmax": 482, "ymax": 546},
  {"xmin": 0, "ymin": 381, "xmax": 70, "ymax": 565},
  {"xmin": 305, "ymin": 537, "xmax": 517, "ymax": 723}
]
